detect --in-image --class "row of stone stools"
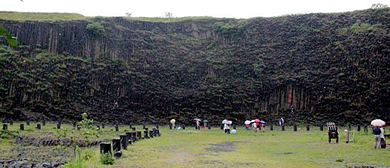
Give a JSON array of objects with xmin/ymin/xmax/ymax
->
[
  {"xmin": 100, "ymin": 126, "xmax": 161, "ymax": 158},
  {"xmin": 2, "ymin": 120, "xmax": 72, "ymax": 131}
]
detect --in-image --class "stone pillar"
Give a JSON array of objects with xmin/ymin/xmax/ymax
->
[
  {"xmin": 73, "ymin": 121, "xmax": 77, "ymax": 128},
  {"xmin": 112, "ymin": 138, "xmax": 121, "ymax": 152},
  {"xmin": 37, "ymin": 123, "xmax": 41, "ymax": 130},
  {"xmin": 153, "ymin": 128, "xmax": 157, "ymax": 137},
  {"xmin": 136, "ymin": 131, "xmax": 142, "ymax": 140},
  {"xmin": 125, "ymin": 132, "xmax": 132, "ymax": 145},
  {"xmin": 357, "ymin": 125, "xmax": 361, "ymax": 132},
  {"xmin": 112, "ymin": 139, "xmax": 122, "ymax": 158},
  {"xmin": 320, "ymin": 125, "xmax": 323, "ymax": 131},
  {"xmin": 20, "ymin": 123, "xmax": 24, "ymax": 130},
  {"xmin": 3, "ymin": 123, "xmax": 7, "ymax": 131},
  {"xmin": 100, "ymin": 142, "xmax": 112, "ymax": 155},
  {"xmin": 120, "ymin": 134, "xmax": 128, "ymax": 150},
  {"xmin": 42, "ymin": 120, "xmax": 45, "ymax": 126},
  {"xmin": 144, "ymin": 130, "xmax": 149, "ymax": 139},
  {"xmin": 26, "ymin": 120, "xmax": 30, "ymax": 126},
  {"xmin": 57, "ymin": 123, "xmax": 61, "ymax": 129},
  {"xmin": 132, "ymin": 127, "xmax": 136, "ymax": 131},
  {"xmin": 131, "ymin": 132, "xmax": 136, "ymax": 142},
  {"xmin": 102, "ymin": 123, "xmax": 105, "ymax": 129},
  {"xmin": 270, "ymin": 125, "xmax": 273, "ymax": 131},
  {"xmin": 169, "ymin": 124, "xmax": 172, "ymax": 130},
  {"xmin": 282, "ymin": 125, "xmax": 285, "ymax": 131},
  {"xmin": 115, "ymin": 125, "xmax": 119, "ymax": 132},
  {"xmin": 156, "ymin": 129, "xmax": 160, "ymax": 136},
  {"xmin": 294, "ymin": 124, "xmax": 297, "ymax": 131},
  {"xmin": 306, "ymin": 125, "xmax": 310, "ymax": 131},
  {"xmin": 97, "ymin": 125, "xmax": 100, "ymax": 130},
  {"xmin": 149, "ymin": 130, "xmax": 154, "ymax": 138},
  {"xmin": 182, "ymin": 124, "xmax": 185, "ymax": 130},
  {"xmin": 9, "ymin": 120, "xmax": 13, "ymax": 125},
  {"xmin": 345, "ymin": 130, "xmax": 349, "ymax": 143}
]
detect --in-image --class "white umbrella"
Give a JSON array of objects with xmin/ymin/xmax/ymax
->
[
  {"xmin": 371, "ymin": 119, "xmax": 385, "ymax": 127},
  {"xmin": 170, "ymin": 119, "xmax": 176, "ymax": 124},
  {"xmin": 226, "ymin": 121, "xmax": 232, "ymax": 125},
  {"xmin": 222, "ymin": 119, "xmax": 228, "ymax": 124},
  {"xmin": 244, "ymin": 120, "xmax": 251, "ymax": 125}
]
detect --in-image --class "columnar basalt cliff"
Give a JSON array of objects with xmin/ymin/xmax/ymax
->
[{"xmin": 1, "ymin": 8, "xmax": 390, "ymax": 125}]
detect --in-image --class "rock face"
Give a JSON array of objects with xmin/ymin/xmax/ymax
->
[
  {"xmin": 0, "ymin": 159, "xmax": 65, "ymax": 168},
  {"xmin": 0, "ymin": 17, "xmax": 217, "ymax": 59},
  {"xmin": 1, "ymin": 9, "xmax": 390, "ymax": 125},
  {"xmin": 15, "ymin": 135, "xmax": 103, "ymax": 147}
]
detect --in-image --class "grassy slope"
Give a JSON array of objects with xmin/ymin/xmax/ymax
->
[
  {"xmin": 2, "ymin": 123, "xmax": 389, "ymax": 168},
  {"xmin": 0, "ymin": 11, "xmax": 87, "ymax": 21},
  {"xmin": 0, "ymin": 11, "xmax": 228, "ymax": 22}
]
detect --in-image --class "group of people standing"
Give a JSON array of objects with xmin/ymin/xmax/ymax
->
[{"xmin": 373, "ymin": 126, "xmax": 386, "ymax": 149}]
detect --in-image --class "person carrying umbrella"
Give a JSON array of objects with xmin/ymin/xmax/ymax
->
[
  {"xmin": 244, "ymin": 120, "xmax": 250, "ymax": 130},
  {"xmin": 224, "ymin": 121, "xmax": 232, "ymax": 134},
  {"xmin": 194, "ymin": 118, "xmax": 201, "ymax": 130},
  {"xmin": 203, "ymin": 119, "xmax": 209, "ymax": 129},
  {"xmin": 221, "ymin": 119, "xmax": 228, "ymax": 130},
  {"xmin": 254, "ymin": 119, "xmax": 261, "ymax": 132},
  {"xmin": 371, "ymin": 119, "xmax": 385, "ymax": 149},
  {"xmin": 170, "ymin": 119, "xmax": 176, "ymax": 129},
  {"xmin": 261, "ymin": 120, "xmax": 266, "ymax": 132},
  {"xmin": 250, "ymin": 120, "xmax": 256, "ymax": 132}
]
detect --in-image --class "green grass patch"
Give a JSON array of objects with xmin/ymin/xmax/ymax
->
[{"xmin": 0, "ymin": 11, "xmax": 87, "ymax": 21}]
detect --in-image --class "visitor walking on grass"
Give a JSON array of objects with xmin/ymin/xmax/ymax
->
[{"xmin": 373, "ymin": 126, "xmax": 381, "ymax": 149}]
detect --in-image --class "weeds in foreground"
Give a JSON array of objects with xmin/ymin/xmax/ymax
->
[{"xmin": 100, "ymin": 153, "xmax": 114, "ymax": 165}]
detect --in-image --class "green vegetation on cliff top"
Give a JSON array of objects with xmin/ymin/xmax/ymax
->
[
  {"xmin": 0, "ymin": 11, "xmax": 87, "ymax": 21},
  {"xmin": 0, "ymin": 11, "xmax": 221, "ymax": 22}
]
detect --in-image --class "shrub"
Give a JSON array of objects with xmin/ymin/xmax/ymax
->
[
  {"xmin": 1, "ymin": 133, "xmax": 8, "ymax": 139},
  {"xmin": 213, "ymin": 21, "xmax": 245, "ymax": 37},
  {"xmin": 100, "ymin": 153, "xmax": 114, "ymax": 165},
  {"xmin": 86, "ymin": 22, "xmax": 106, "ymax": 37},
  {"xmin": 0, "ymin": 25, "xmax": 18, "ymax": 47}
]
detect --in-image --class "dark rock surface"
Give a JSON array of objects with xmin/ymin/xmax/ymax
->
[{"xmin": 1, "ymin": 9, "xmax": 390, "ymax": 125}]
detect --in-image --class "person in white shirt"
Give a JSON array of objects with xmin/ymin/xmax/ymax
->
[{"xmin": 380, "ymin": 126, "xmax": 386, "ymax": 148}]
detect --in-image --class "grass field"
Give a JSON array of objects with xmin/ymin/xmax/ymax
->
[{"xmin": 1, "ymin": 123, "xmax": 389, "ymax": 168}]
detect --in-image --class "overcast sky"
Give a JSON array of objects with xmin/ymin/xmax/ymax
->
[{"xmin": 1, "ymin": 0, "xmax": 389, "ymax": 18}]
